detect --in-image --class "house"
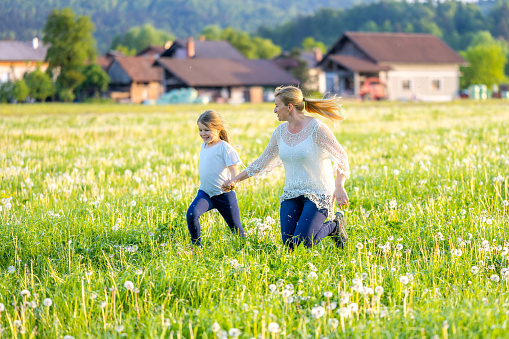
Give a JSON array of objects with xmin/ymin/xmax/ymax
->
[
  {"xmin": 0, "ymin": 38, "xmax": 48, "ymax": 83},
  {"xmin": 318, "ymin": 32, "xmax": 468, "ymax": 101},
  {"xmin": 273, "ymin": 48, "xmax": 326, "ymax": 93},
  {"xmin": 106, "ymin": 56, "xmax": 163, "ymax": 103},
  {"xmin": 154, "ymin": 58, "xmax": 299, "ymax": 103},
  {"xmin": 161, "ymin": 37, "xmax": 245, "ymax": 60},
  {"xmin": 154, "ymin": 37, "xmax": 299, "ymax": 103}
]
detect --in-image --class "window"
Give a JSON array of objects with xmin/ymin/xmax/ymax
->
[
  {"xmin": 0, "ymin": 72, "xmax": 9, "ymax": 83},
  {"xmin": 402, "ymin": 80, "xmax": 411, "ymax": 90},
  {"xmin": 431, "ymin": 79, "xmax": 441, "ymax": 91}
]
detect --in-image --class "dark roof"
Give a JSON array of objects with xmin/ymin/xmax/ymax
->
[
  {"xmin": 0, "ymin": 40, "xmax": 47, "ymax": 61},
  {"xmin": 114, "ymin": 56, "xmax": 162, "ymax": 82},
  {"xmin": 155, "ymin": 58, "xmax": 299, "ymax": 87},
  {"xmin": 342, "ymin": 32, "xmax": 467, "ymax": 64},
  {"xmin": 137, "ymin": 46, "xmax": 166, "ymax": 56},
  {"xmin": 328, "ymin": 55, "xmax": 391, "ymax": 72},
  {"xmin": 161, "ymin": 40, "xmax": 245, "ymax": 59},
  {"xmin": 96, "ymin": 56, "xmax": 113, "ymax": 70}
]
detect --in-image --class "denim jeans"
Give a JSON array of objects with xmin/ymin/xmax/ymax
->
[
  {"xmin": 186, "ymin": 190, "xmax": 245, "ymax": 246},
  {"xmin": 280, "ymin": 195, "xmax": 335, "ymax": 249}
]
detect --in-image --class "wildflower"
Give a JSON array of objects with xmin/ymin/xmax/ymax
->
[
  {"xmin": 211, "ymin": 322, "xmax": 221, "ymax": 333},
  {"xmin": 228, "ymin": 328, "xmax": 241, "ymax": 337},
  {"xmin": 20, "ymin": 290, "xmax": 31, "ymax": 298},
  {"xmin": 124, "ymin": 281, "xmax": 134, "ymax": 291},
  {"xmin": 471, "ymin": 266, "xmax": 480, "ymax": 274},
  {"xmin": 135, "ymin": 269, "xmax": 143, "ymax": 275},
  {"xmin": 268, "ymin": 284, "xmax": 277, "ymax": 292},
  {"xmin": 308, "ymin": 262, "xmax": 318, "ymax": 272},
  {"xmin": 130, "ymin": 200, "xmax": 136, "ymax": 207},
  {"xmin": 375, "ymin": 286, "xmax": 384, "ymax": 294},
  {"xmin": 281, "ymin": 290, "xmax": 293, "ymax": 298},
  {"xmin": 308, "ymin": 272, "xmax": 318, "ymax": 279},
  {"xmin": 400, "ymin": 276, "xmax": 409, "ymax": 285},
  {"xmin": 115, "ymin": 325, "xmax": 124, "ymax": 333},
  {"xmin": 329, "ymin": 318, "xmax": 339, "ymax": 329},
  {"xmin": 0, "ymin": 303, "xmax": 4, "ymax": 312},
  {"xmin": 451, "ymin": 249, "xmax": 462, "ymax": 257},
  {"xmin": 99, "ymin": 301, "xmax": 107, "ymax": 308},
  {"xmin": 349, "ymin": 303, "xmax": 359, "ymax": 312},
  {"xmin": 503, "ymin": 200, "xmax": 509, "ymax": 207},
  {"xmin": 311, "ymin": 306, "xmax": 326, "ymax": 318},
  {"xmin": 217, "ymin": 330, "xmax": 228, "ymax": 339},
  {"xmin": 338, "ymin": 307, "xmax": 351, "ymax": 318},
  {"xmin": 268, "ymin": 322, "xmax": 280, "ymax": 333},
  {"xmin": 43, "ymin": 298, "xmax": 52, "ymax": 307},
  {"xmin": 389, "ymin": 200, "xmax": 397, "ymax": 209},
  {"xmin": 355, "ymin": 242, "xmax": 363, "ymax": 250},
  {"xmin": 327, "ymin": 302, "xmax": 338, "ymax": 310},
  {"xmin": 393, "ymin": 169, "xmax": 400, "ymax": 176},
  {"xmin": 490, "ymin": 274, "xmax": 500, "ymax": 283},
  {"xmin": 7, "ymin": 266, "xmax": 15, "ymax": 273},
  {"xmin": 396, "ymin": 244, "xmax": 403, "ymax": 251},
  {"xmin": 324, "ymin": 291, "xmax": 333, "ymax": 298}
]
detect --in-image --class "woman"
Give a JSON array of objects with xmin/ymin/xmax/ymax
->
[{"xmin": 222, "ymin": 85, "xmax": 350, "ymax": 250}]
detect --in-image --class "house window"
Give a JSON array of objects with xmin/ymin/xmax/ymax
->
[
  {"xmin": 0, "ymin": 72, "xmax": 9, "ymax": 83},
  {"xmin": 431, "ymin": 79, "xmax": 441, "ymax": 91},
  {"xmin": 402, "ymin": 80, "xmax": 411, "ymax": 90}
]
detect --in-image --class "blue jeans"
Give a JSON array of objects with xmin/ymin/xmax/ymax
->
[
  {"xmin": 186, "ymin": 190, "xmax": 245, "ymax": 246},
  {"xmin": 280, "ymin": 196, "xmax": 335, "ymax": 249}
]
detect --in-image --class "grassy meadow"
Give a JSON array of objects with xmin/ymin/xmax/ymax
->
[{"xmin": 0, "ymin": 100, "xmax": 508, "ymax": 338}]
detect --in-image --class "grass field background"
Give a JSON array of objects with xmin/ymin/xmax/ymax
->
[{"xmin": 0, "ymin": 100, "xmax": 508, "ymax": 338}]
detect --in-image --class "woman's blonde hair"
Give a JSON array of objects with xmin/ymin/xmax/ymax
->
[
  {"xmin": 274, "ymin": 85, "xmax": 345, "ymax": 122},
  {"xmin": 197, "ymin": 109, "xmax": 231, "ymax": 144}
]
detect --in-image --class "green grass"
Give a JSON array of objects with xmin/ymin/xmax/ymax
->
[{"xmin": 0, "ymin": 100, "xmax": 508, "ymax": 338}]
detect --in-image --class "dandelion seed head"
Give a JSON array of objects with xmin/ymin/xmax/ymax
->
[{"xmin": 43, "ymin": 298, "xmax": 52, "ymax": 307}]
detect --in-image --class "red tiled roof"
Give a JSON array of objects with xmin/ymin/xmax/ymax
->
[
  {"xmin": 114, "ymin": 56, "xmax": 162, "ymax": 82},
  {"xmin": 155, "ymin": 58, "xmax": 299, "ymax": 87},
  {"xmin": 96, "ymin": 56, "xmax": 112, "ymax": 70},
  {"xmin": 328, "ymin": 55, "xmax": 391, "ymax": 72},
  {"xmin": 344, "ymin": 32, "xmax": 467, "ymax": 64}
]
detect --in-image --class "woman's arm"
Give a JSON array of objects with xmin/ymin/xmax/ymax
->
[
  {"xmin": 222, "ymin": 126, "xmax": 281, "ymax": 191},
  {"xmin": 332, "ymin": 171, "xmax": 349, "ymax": 208}
]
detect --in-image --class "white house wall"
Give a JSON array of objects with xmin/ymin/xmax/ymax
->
[{"xmin": 384, "ymin": 64, "xmax": 461, "ymax": 101}]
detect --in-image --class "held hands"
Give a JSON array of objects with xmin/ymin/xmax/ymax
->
[
  {"xmin": 221, "ymin": 179, "xmax": 236, "ymax": 192},
  {"xmin": 332, "ymin": 186, "xmax": 349, "ymax": 209}
]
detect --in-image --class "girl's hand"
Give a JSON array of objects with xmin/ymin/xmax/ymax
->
[
  {"xmin": 333, "ymin": 186, "xmax": 349, "ymax": 208},
  {"xmin": 222, "ymin": 179, "xmax": 236, "ymax": 191}
]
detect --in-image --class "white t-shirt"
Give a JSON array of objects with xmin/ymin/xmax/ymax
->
[{"xmin": 199, "ymin": 140, "xmax": 242, "ymax": 197}]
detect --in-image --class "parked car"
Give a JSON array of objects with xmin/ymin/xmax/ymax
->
[{"xmin": 360, "ymin": 77, "xmax": 386, "ymax": 101}]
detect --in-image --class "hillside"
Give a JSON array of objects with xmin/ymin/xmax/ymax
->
[{"xmin": 0, "ymin": 0, "xmax": 378, "ymax": 52}]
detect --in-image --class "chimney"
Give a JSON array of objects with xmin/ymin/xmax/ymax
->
[
  {"xmin": 164, "ymin": 40, "xmax": 173, "ymax": 49},
  {"xmin": 199, "ymin": 35, "xmax": 205, "ymax": 42},
  {"xmin": 313, "ymin": 47, "xmax": 322, "ymax": 62},
  {"xmin": 187, "ymin": 36, "xmax": 195, "ymax": 58},
  {"xmin": 32, "ymin": 37, "xmax": 39, "ymax": 49}
]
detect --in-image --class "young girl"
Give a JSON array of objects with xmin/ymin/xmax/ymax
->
[{"xmin": 186, "ymin": 110, "xmax": 246, "ymax": 247}]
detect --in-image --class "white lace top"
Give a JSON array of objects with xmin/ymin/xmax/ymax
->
[{"xmin": 246, "ymin": 118, "xmax": 350, "ymax": 217}]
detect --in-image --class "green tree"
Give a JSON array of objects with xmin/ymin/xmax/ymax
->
[
  {"xmin": 75, "ymin": 64, "xmax": 110, "ymax": 98},
  {"xmin": 111, "ymin": 24, "xmax": 174, "ymax": 53},
  {"xmin": 460, "ymin": 32, "xmax": 508, "ymax": 88},
  {"xmin": 42, "ymin": 8, "xmax": 96, "ymax": 98},
  {"xmin": 24, "ymin": 68, "xmax": 55, "ymax": 102},
  {"xmin": 301, "ymin": 37, "xmax": 326, "ymax": 54},
  {"xmin": 12, "ymin": 79, "xmax": 29, "ymax": 103},
  {"xmin": 200, "ymin": 26, "xmax": 281, "ymax": 59}
]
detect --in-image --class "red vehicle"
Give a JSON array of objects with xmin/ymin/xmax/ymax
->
[{"xmin": 360, "ymin": 77, "xmax": 386, "ymax": 101}]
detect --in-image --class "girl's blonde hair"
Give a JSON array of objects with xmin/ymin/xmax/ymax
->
[
  {"xmin": 274, "ymin": 85, "xmax": 345, "ymax": 122},
  {"xmin": 197, "ymin": 109, "xmax": 231, "ymax": 144}
]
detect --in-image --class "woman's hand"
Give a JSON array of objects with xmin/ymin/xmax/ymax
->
[{"xmin": 333, "ymin": 186, "xmax": 349, "ymax": 208}]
